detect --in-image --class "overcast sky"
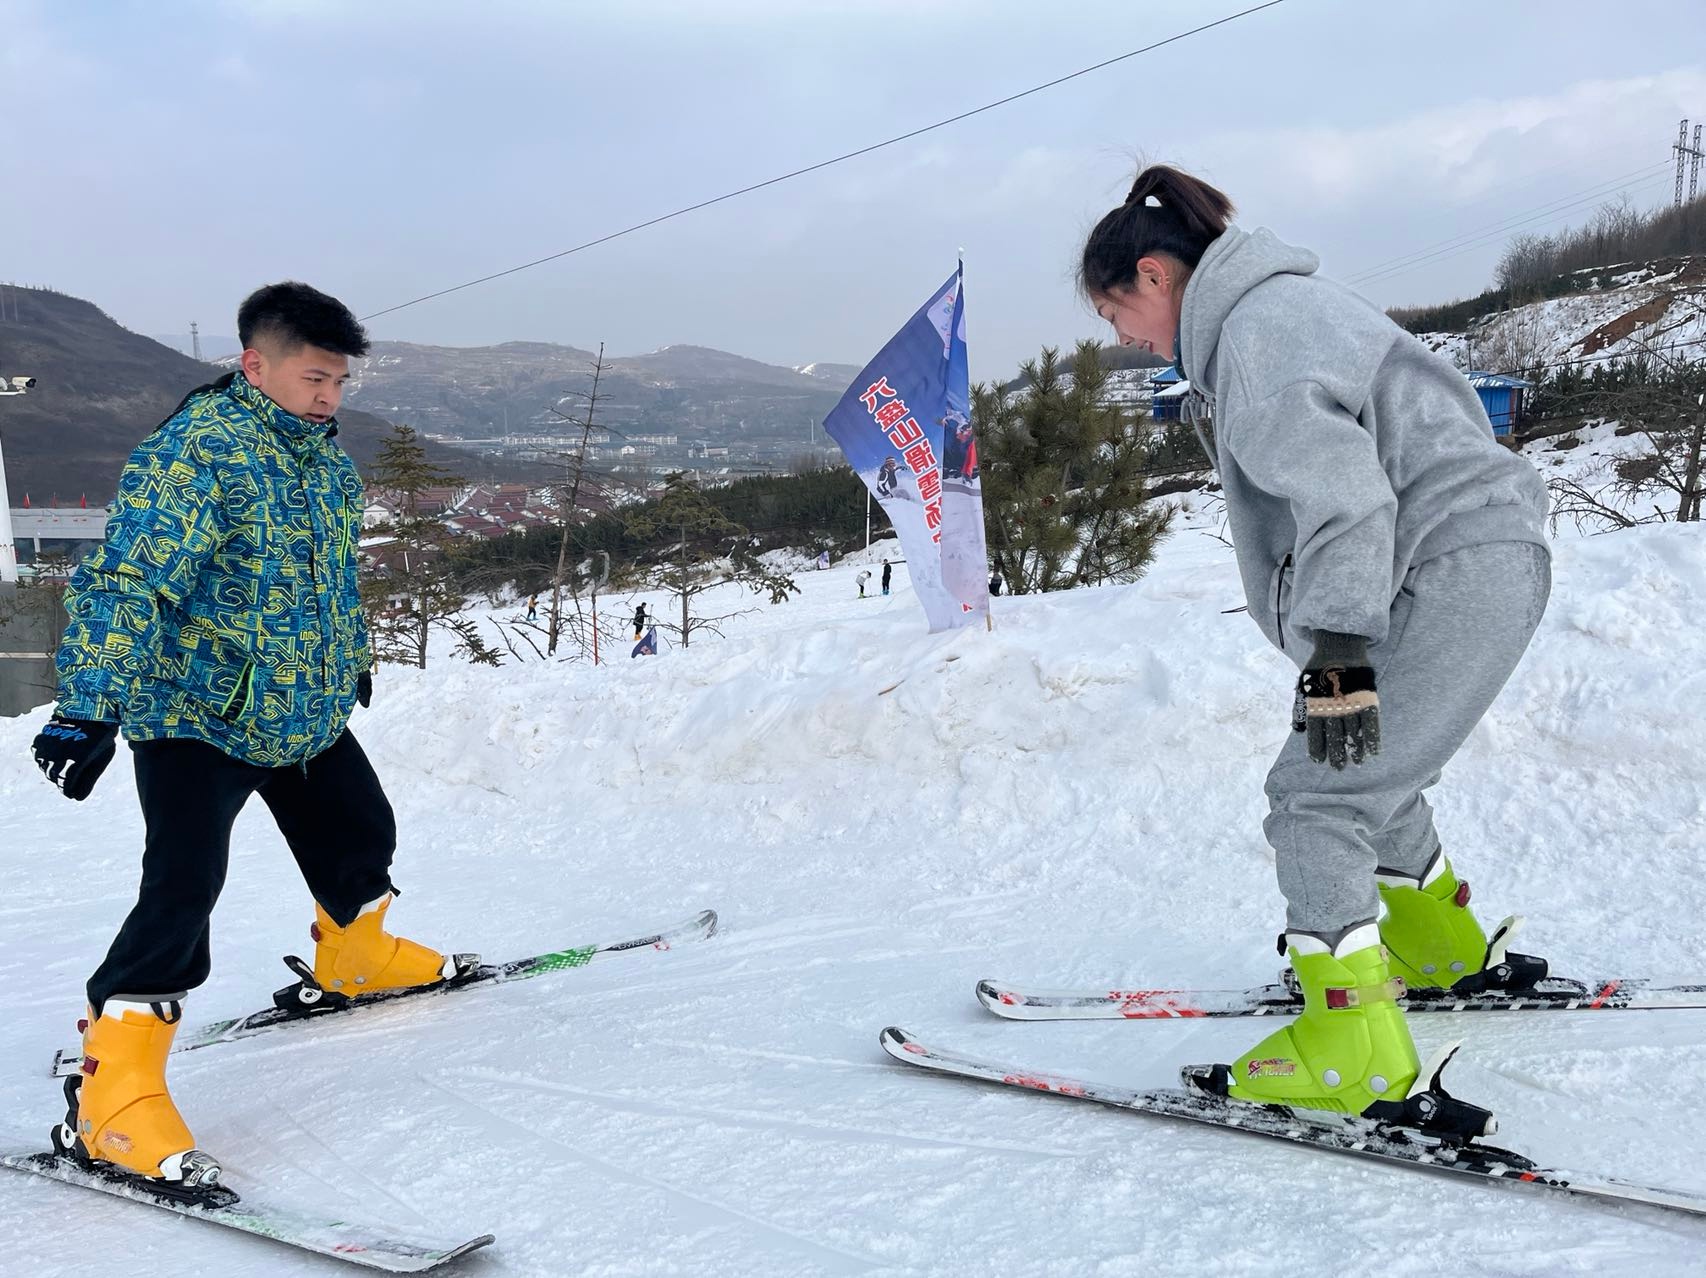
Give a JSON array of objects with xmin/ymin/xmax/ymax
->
[{"xmin": 3, "ymin": 0, "xmax": 1704, "ymax": 379}]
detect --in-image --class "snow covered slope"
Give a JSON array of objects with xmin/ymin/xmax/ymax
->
[
  {"xmin": 3, "ymin": 510, "xmax": 1706, "ymax": 1275},
  {"xmin": 1420, "ymin": 255, "xmax": 1706, "ymax": 374}
]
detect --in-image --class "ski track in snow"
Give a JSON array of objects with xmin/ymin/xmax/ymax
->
[{"xmin": 3, "ymin": 468, "xmax": 1706, "ymax": 1274}]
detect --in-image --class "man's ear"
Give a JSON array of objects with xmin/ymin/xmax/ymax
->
[{"xmin": 240, "ymin": 348, "xmax": 265, "ymax": 381}]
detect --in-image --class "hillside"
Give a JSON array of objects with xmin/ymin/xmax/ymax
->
[
  {"xmin": 0, "ymin": 287, "xmax": 513, "ymax": 500},
  {"xmin": 1415, "ymin": 254, "xmax": 1706, "ymax": 377}
]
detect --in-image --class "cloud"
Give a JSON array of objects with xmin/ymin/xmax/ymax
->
[{"xmin": 1210, "ymin": 68, "xmax": 1706, "ymax": 209}]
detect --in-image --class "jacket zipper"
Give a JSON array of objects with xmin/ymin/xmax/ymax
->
[{"xmin": 1275, "ymin": 553, "xmax": 1292, "ymax": 651}]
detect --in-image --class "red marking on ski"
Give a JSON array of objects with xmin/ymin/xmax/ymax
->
[
  {"xmin": 1111, "ymin": 991, "xmax": 1206, "ymax": 1019},
  {"xmin": 1588, "ymin": 980, "xmax": 1621, "ymax": 1009},
  {"xmin": 902, "ymin": 1042, "xmax": 927, "ymax": 1055}
]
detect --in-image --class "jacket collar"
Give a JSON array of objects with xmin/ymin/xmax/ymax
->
[{"xmin": 227, "ymin": 370, "xmax": 340, "ymax": 444}]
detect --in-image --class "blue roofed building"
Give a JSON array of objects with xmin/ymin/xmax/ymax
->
[
  {"xmin": 1465, "ymin": 371, "xmax": 1532, "ymax": 437},
  {"xmin": 1147, "ymin": 367, "xmax": 1188, "ymax": 421}
]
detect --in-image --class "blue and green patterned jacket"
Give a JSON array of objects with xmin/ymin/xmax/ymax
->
[{"xmin": 56, "ymin": 371, "xmax": 372, "ymax": 767}]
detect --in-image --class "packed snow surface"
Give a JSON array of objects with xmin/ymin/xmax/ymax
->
[{"xmin": 3, "ymin": 503, "xmax": 1706, "ymax": 1276}]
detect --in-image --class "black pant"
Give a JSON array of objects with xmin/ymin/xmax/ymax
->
[{"xmin": 87, "ymin": 731, "xmax": 396, "ymax": 1013}]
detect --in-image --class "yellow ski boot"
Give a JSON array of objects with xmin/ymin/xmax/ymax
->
[
  {"xmin": 310, "ymin": 894, "xmax": 455, "ymax": 998},
  {"xmin": 55, "ymin": 998, "xmax": 225, "ymax": 1194}
]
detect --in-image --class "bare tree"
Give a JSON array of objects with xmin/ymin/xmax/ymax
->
[
  {"xmin": 623, "ymin": 473, "xmax": 796, "ymax": 648},
  {"xmin": 1539, "ymin": 339, "xmax": 1706, "ymax": 532}
]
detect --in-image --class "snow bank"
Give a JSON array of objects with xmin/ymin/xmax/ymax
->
[{"xmin": 3, "ymin": 504, "xmax": 1705, "ymax": 1275}]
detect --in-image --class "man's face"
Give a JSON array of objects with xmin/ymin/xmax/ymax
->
[{"xmin": 241, "ymin": 342, "xmax": 352, "ymax": 424}]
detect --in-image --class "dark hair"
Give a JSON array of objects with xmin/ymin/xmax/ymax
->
[
  {"xmin": 237, "ymin": 281, "xmax": 370, "ymax": 358},
  {"xmin": 1080, "ymin": 165, "xmax": 1235, "ymax": 298}
]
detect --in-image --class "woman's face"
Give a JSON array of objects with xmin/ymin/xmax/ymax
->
[{"xmin": 1093, "ymin": 255, "xmax": 1183, "ymax": 360}]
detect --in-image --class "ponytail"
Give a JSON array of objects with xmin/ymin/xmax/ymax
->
[{"xmin": 1080, "ymin": 164, "xmax": 1235, "ymax": 297}]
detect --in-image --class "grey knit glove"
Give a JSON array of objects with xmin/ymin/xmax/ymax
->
[{"xmin": 1291, "ymin": 632, "xmax": 1380, "ymax": 769}]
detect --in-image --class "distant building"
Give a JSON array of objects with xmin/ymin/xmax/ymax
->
[
  {"xmin": 1148, "ymin": 368, "xmax": 1190, "ymax": 422},
  {"xmin": 1465, "ymin": 371, "xmax": 1532, "ymax": 437}
]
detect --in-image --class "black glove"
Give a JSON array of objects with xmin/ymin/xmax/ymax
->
[
  {"xmin": 32, "ymin": 716, "xmax": 119, "ymax": 801},
  {"xmin": 357, "ymin": 670, "xmax": 373, "ymax": 709},
  {"xmin": 1291, "ymin": 632, "xmax": 1380, "ymax": 770}
]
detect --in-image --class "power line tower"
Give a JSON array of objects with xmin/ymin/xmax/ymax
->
[
  {"xmin": 1675, "ymin": 119, "xmax": 1706, "ymax": 206},
  {"xmin": 190, "ymin": 321, "xmax": 202, "ymax": 362}
]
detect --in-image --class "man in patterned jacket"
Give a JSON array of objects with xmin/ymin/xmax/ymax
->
[{"xmin": 30, "ymin": 283, "xmax": 461, "ymax": 1193}]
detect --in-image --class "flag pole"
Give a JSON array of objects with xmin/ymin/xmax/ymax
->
[{"xmin": 960, "ymin": 246, "xmax": 992, "ymax": 634}]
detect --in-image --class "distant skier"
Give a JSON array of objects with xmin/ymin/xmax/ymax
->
[
  {"xmin": 29, "ymin": 283, "xmax": 457, "ymax": 1195},
  {"xmin": 988, "ymin": 570, "xmax": 1003, "ymax": 597},
  {"xmin": 856, "ymin": 569, "xmax": 871, "ymax": 598},
  {"xmin": 632, "ymin": 602, "xmax": 648, "ymax": 640},
  {"xmin": 526, "ymin": 593, "xmax": 538, "ymax": 622},
  {"xmin": 1081, "ymin": 164, "xmax": 1551, "ymax": 1132},
  {"xmin": 881, "ymin": 559, "xmax": 892, "ymax": 596}
]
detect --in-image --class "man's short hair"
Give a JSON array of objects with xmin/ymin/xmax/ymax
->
[{"xmin": 237, "ymin": 282, "xmax": 370, "ymax": 358}]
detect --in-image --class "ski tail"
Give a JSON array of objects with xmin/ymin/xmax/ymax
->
[{"xmin": 2, "ymin": 1149, "xmax": 494, "ymax": 1272}]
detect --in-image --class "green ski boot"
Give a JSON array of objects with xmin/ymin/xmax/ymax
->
[
  {"xmin": 1225, "ymin": 924, "xmax": 1417, "ymax": 1114},
  {"xmin": 1192, "ymin": 923, "xmax": 1495, "ymax": 1139},
  {"xmin": 1378, "ymin": 852, "xmax": 1547, "ymax": 995}
]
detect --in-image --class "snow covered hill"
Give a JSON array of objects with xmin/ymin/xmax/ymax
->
[
  {"xmin": 1420, "ymin": 255, "xmax": 1706, "ymax": 375},
  {"xmin": 3, "ymin": 501, "xmax": 1706, "ymax": 1275}
]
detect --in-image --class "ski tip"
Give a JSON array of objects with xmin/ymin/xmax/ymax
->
[
  {"xmin": 879, "ymin": 1026, "xmax": 916, "ymax": 1058},
  {"xmin": 698, "ymin": 909, "xmax": 719, "ymax": 935},
  {"xmin": 448, "ymin": 1234, "xmax": 498, "ymax": 1263},
  {"xmin": 973, "ymin": 981, "xmax": 1028, "ymax": 1018}
]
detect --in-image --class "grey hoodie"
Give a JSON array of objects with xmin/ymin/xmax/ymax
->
[{"xmin": 1177, "ymin": 226, "xmax": 1549, "ymax": 656}]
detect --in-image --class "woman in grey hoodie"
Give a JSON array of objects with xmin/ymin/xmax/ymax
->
[{"xmin": 1082, "ymin": 164, "xmax": 1551, "ymax": 1130}]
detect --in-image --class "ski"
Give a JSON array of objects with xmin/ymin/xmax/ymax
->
[
  {"xmin": 879, "ymin": 1027, "xmax": 1706, "ymax": 1218},
  {"xmin": 975, "ymin": 974, "xmax": 1706, "ymax": 1021},
  {"xmin": 51, "ymin": 909, "xmax": 717, "ymax": 1077},
  {"xmin": 1, "ymin": 1149, "xmax": 493, "ymax": 1272}
]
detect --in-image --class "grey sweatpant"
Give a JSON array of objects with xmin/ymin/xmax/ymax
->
[{"xmin": 1264, "ymin": 541, "xmax": 1551, "ymax": 934}]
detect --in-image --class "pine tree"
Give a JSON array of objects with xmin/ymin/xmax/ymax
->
[
  {"xmin": 362, "ymin": 423, "xmax": 498, "ymax": 669},
  {"xmin": 975, "ymin": 341, "xmax": 1173, "ymax": 593}
]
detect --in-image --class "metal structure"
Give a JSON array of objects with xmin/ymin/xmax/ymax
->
[
  {"xmin": 0, "ymin": 372, "xmax": 37, "ymax": 584},
  {"xmin": 1675, "ymin": 119, "xmax": 1705, "ymax": 207}
]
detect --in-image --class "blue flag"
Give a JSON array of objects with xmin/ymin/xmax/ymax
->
[
  {"xmin": 823, "ymin": 265, "xmax": 988, "ymax": 632},
  {"xmin": 632, "ymin": 627, "xmax": 657, "ymax": 657}
]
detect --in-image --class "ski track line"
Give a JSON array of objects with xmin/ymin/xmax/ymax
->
[
  {"xmin": 900, "ymin": 887, "xmax": 1031, "ymax": 915},
  {"xmin": 645, "ymin": 1039, "xmax": 899, "ymax": 1073},
  {"xmin": 549, "ymin": 941, "xmax": 1006, "ymax": 1008},
  {"xmin": 416, "ymin": 1073, "xmax": 895, "ymax": 1274},
  {"xmin": 454, "ymin": 1067, "xmax": 1082, "ymax": 1160},
  {"xmin": 243, "ymin": 1097, "xmax": 435, "ymax": 1225}
]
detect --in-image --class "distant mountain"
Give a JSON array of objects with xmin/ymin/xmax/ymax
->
[
  {"xmin": 0, "ymin": 287, "xmax": 497, "ymax": 501},
  {"xmin": 796, "ymin": 361, "xmax": 863, "ymax": 387},
  {"xmin": 341, "ymin": 340, "xmax": 850, "ymax": 455}
]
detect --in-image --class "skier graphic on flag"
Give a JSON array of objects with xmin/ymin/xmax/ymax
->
[{"xmin": 632, "ymin": 627, "xmax": 658, "ymax": 658}]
